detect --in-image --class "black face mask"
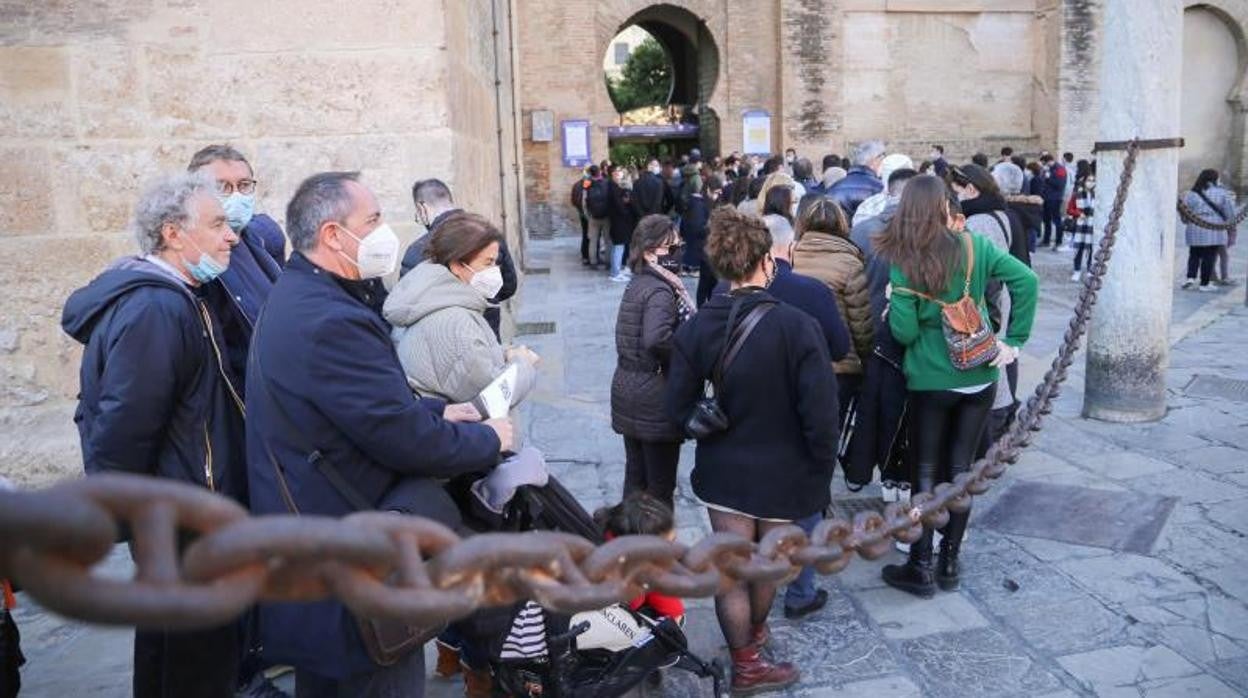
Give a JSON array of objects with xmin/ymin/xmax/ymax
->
[{"xmin": 656, "ymin": 246, "xmax": 683, "ymax": 272}]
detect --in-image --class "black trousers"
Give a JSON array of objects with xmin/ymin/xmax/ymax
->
[
  {"xmin": 579, "ymin": 215, "xmax": 590, "ymax": 262},
  {"xmin": 622, "ymin": 436, "xmax": 681, "ymax": 510},
  {"xmin": 295, "ymin": 649, "xmax": 424, "ymax": 698},
  {"xmin": 1187, "ymin": 245, "xmax": 1219, "ymax": 286},
  {"xmin": 1041, "ymin": 199, "xmax": 1065, "ymax": 246},
  {"xmin": 908, "ymin": 386, "xmax": 996, "ymax": 555},
  {"xmin": 696, "ymin": 260, "xmax": 718, "ymax": 306},
  {"xmin": 133, "ymin": 624, "xmax": 238, "ymax": 698}
]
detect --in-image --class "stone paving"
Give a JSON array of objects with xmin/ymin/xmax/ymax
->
[{"xmin": 10, "ymin": 235, "xmax": 1248, "ymax": 697}]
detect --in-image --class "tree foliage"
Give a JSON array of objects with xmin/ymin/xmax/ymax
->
[{"xmin": 606, "ymin": 38, "xmax": 673, "ymax": 113}]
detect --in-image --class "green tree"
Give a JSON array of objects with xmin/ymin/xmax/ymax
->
[{"xmin": 606, "ymin": 38, "xmax": 673, "ymax": 113}]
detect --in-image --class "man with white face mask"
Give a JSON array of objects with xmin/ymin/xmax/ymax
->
[{"xmin": 246, "ymin": 172, "xmax": 513, "ymax": 698}]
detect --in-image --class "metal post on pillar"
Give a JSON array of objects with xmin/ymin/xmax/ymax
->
[{"xmin": 1082, "ymin": 0, "xmax": 1184, "ymax": 423}]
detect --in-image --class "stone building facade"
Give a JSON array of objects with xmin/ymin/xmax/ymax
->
[{"xmin": 1, "ymin": 0, "xmax": 1245, "ymax": 485}]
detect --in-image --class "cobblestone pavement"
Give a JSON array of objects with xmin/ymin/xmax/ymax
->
[{"xmin": 11, "ymin": 236, "xmax": 1248, "ymax": 697}]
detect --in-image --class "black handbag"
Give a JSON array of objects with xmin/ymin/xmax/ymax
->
[{"xmin": 684, "ymin": 295, "xmax": 777, "ymax": 439}]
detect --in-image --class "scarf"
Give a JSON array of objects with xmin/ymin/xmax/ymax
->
[
  {"xmin": 960, "ymin": 192, "xmax": 1008, "ymax": 219},
  {"xmin": 648, "ymin": 262, "xmax": 697, "ymax": 323}
]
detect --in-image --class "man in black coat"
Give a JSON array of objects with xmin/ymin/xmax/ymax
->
[
  {"xmin": 632, "ymin": 158, "xmax": 672, "ymax": 217},
  {"xmin": 400, "ymin": 178, "xmax": 517, "ymax": 340},
  {"xmin": 247, "ymin": 172, "xmax": 512, "ymax": 697},
  {"xmin": 826, "ymin": 140, "xmax": 885, "ymax": 220},
  {"xmin": 61, "ymin": 172, "xmax": 247, "ymax": 698}
]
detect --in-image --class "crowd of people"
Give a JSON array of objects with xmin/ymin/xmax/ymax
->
[{"xmin": 13, "ymin": 133, "xmax": 1236, "ymax": 698}]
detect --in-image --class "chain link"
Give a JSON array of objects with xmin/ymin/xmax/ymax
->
[
  {"xmin": 1176, "ymin": 196, "xmax": 1248, "ymax": 231},
  {"xmin": 0, "ymin": 142, "xmax": 1143, "ymax": 629}
]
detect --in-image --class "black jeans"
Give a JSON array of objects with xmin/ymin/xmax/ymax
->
[
  {"xmin": 1187, "ymin": 245, "xmax": 1219, "ymax": 286},
  {"xmin": 623, "ymin": 436, "xmax": 681, "ymax": 510},
  {"xmin": 696, "ymin": 260, "xmax": 718, "ymax": 307},
  {"xmin": 1073, "ymin": 243, "xmax": 1094, "ymax": 271},
  {"xmin": 579, "ymin": 215, "xmax": 590, "ymax": 262},
  {"xmin": 295, "ymin": 649, "xmax": 425, "ymax": 698},
  {"xmin": 908, "ymin": 386, "xmax": 996, "ymax": 556},
  {"xmin": 134, "ymin": 625, "xmax": 239, "ymax": 698},
  {"xmin": 1041, "ymin": 199, "xmax": 1065, "ymax": 246}
]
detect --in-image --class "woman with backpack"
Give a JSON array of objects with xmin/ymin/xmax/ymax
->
[
  {"xmin": 1182, "ymin": 169, "xmax": 1239, "ymax": 291},
  {"xmin": 877, "ymin": 175, "xmax": 1037, "ymax": 599},
  {"xmin": 666, "ymin": 207, "xmax": 838, "ymax": 695}
]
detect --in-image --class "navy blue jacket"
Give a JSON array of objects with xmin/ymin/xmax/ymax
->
[
  {"xmin": 61, "ymin": 258, "xmax": 247, "ymax": 501},
  {"xmin": 713, "ymin": 260, "xmax": 850, "ymax": 362},
  {"xmin": 399, "ymin": 209, "xmax": 518, "ymax": 340},
  {"xmin": 1042, "ymin": 164, "xmax": 1068, "ymax": 202},
  {"xmin": 666, "ymin": 289, "xmax": 839, "ymax": 520},
  {"xmin": 825, "ymin": 167, "xmax": 883, "ymax": 221},
  {"xmin": 679, "ymin": 194, "xmax": 711, "ymax": 267},
  {"xmin": 214, "ymin": 214, "xmax": 283, "ymax": 395},
  {"xmin": 246, "ymin": 213, "xmax": 287, "ymax": 267},
  {"xmin": 247, "ymin": 252, "xmax": 501, "ymax": 679}
]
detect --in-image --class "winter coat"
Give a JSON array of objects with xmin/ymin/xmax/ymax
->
[
  {"xmin": 246, "ymin": 252, "xmax": 501, "ymax": 680},
  {"xmin": 214, "ymin": 214, "xmax": 283, "ymax": 397},
  {"xmin": 608, "ymin": 181, "xmax": 637, "ymax": 246},
  {"xmin": 680, "ymin": 194, "xmax": 711, "ymax": 267},
  {"xmin": 791, "ymin": 232, "xmax": 873, "ymax": 375},
  {"xmin": 1006, "ymin": 193, "xmax": 1043, "ymax": 251},
  {"xmin": 666, "ymin": 289, "xmax": 838, "ymax": 521},
  {"xmin": 612, "ymin": 267, "xmax": 686, "ymax": 442},
  {"xmin": 385, "ymin": 261, "xmax": 536, "ymax": 406},
  {"xmin": 246, "ymin": 213, "xmax": 287, "ymax": 267},
  {"xmin": 825, "ymin": 166, "xmax": 883, "ymax": 221},
  {"xmin": 1183, "ymin": 187, "xmax": 1236, "ymax": 247},
  {"xmin": 61, "ymin": 257, "xmax": 247, "ymax": 501},
  {"xmin": 399, "ymin": 208, "xmax": 518, "ymax": 340},
  {"xmin": 713, "ymin": 261, "xmax": 851, "ymax": 361},
  {"xmin": 632, "ymin": 172, "xmax": 672, "ymax": 217},
  {"xmin": 1041, "ymin": 164, "xmax": 1068, "ymax": 203}
]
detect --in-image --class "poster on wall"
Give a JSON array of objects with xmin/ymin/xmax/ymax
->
[
  {"xmin": 562, "ymin": 120, "xmax": 591, "ymax": 168},
  {"xmin": 742, "ymin": 110, "xmax": 771, "ymax": 156}
]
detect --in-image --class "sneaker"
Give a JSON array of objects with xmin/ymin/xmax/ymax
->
[
  {"xmin": 896, "ymin": 483, "xmax": 911, "ymax": 506},
  {"xmin": 237, "ymin": 674, "xmax": 292, "ymax": 698},
  {"xmin": 1198, "ymin": 285, "xmax": 1218, "ymax": 293},
  {"xmin": 1070, "ymin": 271, "xmax": 1082, "ymax": 282},
  {"xmin": 1215, "ymin": 278, "xmax": 1240, "ymax": 287},
  {"xmin": 609, "ymin": 273, "xmax": 629, "ymax": 283},
  {"xmin": 783, "ymin": 588, "xmax": 829, "ymax": 619},
  {"xmin": 1181, "ymin": 279, "xmax": 1196, "ymax": 290},
  {"xmin": 1058, "ymin": 244, "xmax": 1073, "ymax": 252},
  {"xmin": 881, "ymin": 481, "xmax": 898, "ymax": 503}
]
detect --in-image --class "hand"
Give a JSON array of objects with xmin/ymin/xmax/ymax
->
[
  {"xmin": 506, "ymin": 345, "xmax": 541, "ymax": 365},
  {"xmin": 484, "ymin": 418, "xmax": 515, "ymax": 452},
  {"xmin": 444, "ymin": 403, "xmax": 482, "ymax": 423},
  {"xmin": 990, "ymin": 341, "xmax": 1019, "ymax": 368}
]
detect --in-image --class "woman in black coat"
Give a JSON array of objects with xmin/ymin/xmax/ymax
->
[
  {"xmin": 611, "ymin": 214, "xmax": 694, "ymax": 509},
  {"xmin": 682, "ymin": 175, "xmax": 724, "ymax": 306},
  {"xmin": 666, "ymin": 207, "xmax": 837, "ymax": 695},
  {"xmin": 607, "ymin": 167, "xmax": 639, "ymax": 280}
]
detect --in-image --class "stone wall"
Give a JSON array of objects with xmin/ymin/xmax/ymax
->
[
  {"xmin": 0, "ymin": 0, "xmax": 523, "ymax": 486},
  {"xmin": 1181, "ymin": 5, "xmax": 1243, "ymax": 188}
]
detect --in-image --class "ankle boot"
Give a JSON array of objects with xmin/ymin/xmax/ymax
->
[
  {"xmin": 882, "ymin": 528, "xmax": 935, "ymax": 598},
  {"xmin": 937, "ymin": 511, "xmax": 969, "ymax": 591},
  {"xmin": 729, "ymin": 644, "xmax": 799, "ymax": 696},
  {"xmin": 462, "ymin": 666, "xmax": 493, "ymax": 698},
  {"xmin": 749, "ymin": 621, "xmax": 771, "ymax": 650},
  {"xmin": 434, "ymin": 641, "xmax": 461, "ymax": 678}
]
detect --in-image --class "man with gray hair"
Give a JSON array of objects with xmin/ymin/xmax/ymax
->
[
  {"xmin": 825, "ymin": 139, "xmax": 886, "ymax": 220},
  {"xmin": 61, "ymin": 171, "xmax": 246, "ymax": 697},
  {"xmin": 246, "ymin": 172, "xmax": 512, "ymax": 697}
]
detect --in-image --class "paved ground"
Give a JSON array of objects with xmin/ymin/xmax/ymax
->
[{"xmin": 11, "ymin": 234, "xmax": 1248, "ymax": 697}]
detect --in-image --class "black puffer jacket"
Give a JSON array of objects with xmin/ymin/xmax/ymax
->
[{"xmin": 612, "ymin": 267, "xmax": 685, "ymax": 442}]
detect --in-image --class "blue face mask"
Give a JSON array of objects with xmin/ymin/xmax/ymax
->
[
  {"xmin": 220, "ymin": 193, "xmax": 255, "ymax": 232},
  {"xmin": 181, "ymin": 237, "xmax": 227, "ymax": 283}
]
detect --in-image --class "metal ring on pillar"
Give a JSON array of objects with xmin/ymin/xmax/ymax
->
[{"xmin": 1091, "ymin": 137, "xmax": 1184, "ymax": 153}]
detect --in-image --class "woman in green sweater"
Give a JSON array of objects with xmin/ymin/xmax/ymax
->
[{"xmin": 876, "ymin": 175, "xmax": 1038, "ymax": 598}]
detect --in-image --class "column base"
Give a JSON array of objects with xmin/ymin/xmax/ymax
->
[{"xmin": 1081, "ymin": 349, "xmax": 1168, "ymax": 423}]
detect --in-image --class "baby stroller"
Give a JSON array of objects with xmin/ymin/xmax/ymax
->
[{"xmin": 446, "ymin": 474, "xmax": 727, "ymax": 697}]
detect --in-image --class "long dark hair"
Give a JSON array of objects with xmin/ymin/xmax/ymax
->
[
  {"xmin": 1075, "ymin": 159, "xmax": 1092, "ymax": 184},
  {"xmin": 628, "ymin": 214, "xmax": 677, "ymax": 273},
  {"xmin": 1193, "ymin": 169, "xmax": 1220, "ymax": 193},
  {"xmin": 796, "ymin": 197, "xmax": 848, "ymax": 241},
  {"xmin": 763, "ymin": 185, "xmax": 794, "ymax": 223},
  {"xmin": 874, "ymin": 175, "xmax": 961, "ymax": 294},
  {"xmin": 730, "ymin": 173, "xmax": 755, "ymax": 207}
]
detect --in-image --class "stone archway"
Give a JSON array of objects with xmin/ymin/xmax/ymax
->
[{"xmin": 1182, "ymin": 0, "xmax": 1248, "ymax": 189}]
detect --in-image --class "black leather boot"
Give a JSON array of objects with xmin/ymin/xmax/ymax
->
[
  {"xmin": 882, "ymin": 528, "xmax": 935, "ymax": 598},
  {"xmin": 937, "ymin": 511, "xmax": 969, "ymax": 591}
]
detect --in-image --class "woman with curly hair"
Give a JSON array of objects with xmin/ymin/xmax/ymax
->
[{"xmin": 666, "ymin": 206, "xmax": 838, "ymax": 695}]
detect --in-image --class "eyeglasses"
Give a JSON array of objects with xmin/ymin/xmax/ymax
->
[{"xmin": 215, "ymin": 179, "xmax": 257, "ymax": 196}]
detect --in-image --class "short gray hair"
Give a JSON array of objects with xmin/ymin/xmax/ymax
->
[
  {"xmin": 132, "ymin": 171, "xmax": 217, "ymax": 255},
  {"xmin": 992, "ymin": 162, "xmax": 1025, "ymax": 195},
  {"xmin": 187, "ymin": 144, "xmax": 252, "ymax": 174},
  {"xmin": 851, "ymin": 139, "xmax": 886, "ymax": 167},
  {"xmin": 286, "ymin": 171, "xmax": 360, "ymax": 252},
  {"xmin": 763, "ymin": 214, "xmax": 795, "ymax": 248}
]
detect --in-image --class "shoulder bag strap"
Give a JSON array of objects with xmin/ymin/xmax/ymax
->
[
  {"xmin": 991, "ymin": 211, "xmax": 1012, "ymax": 247},
  {"xmin": 960, "ymin": 233, "xmax": 975, "ymax": 298},
  {"xmin": 1195, "ymin": 189, "xmax": 1229, "ymax": 222},
  {"xmin": 720, "ymin": 301, "xmax": 778, "ymax": 374},
  {"xmin": 710, "ymin": 296, "xmax": 745, "ymax": 388},
  {"xmin": 248, "ymin": 313, "xmax": 373, "ymax": 514}
]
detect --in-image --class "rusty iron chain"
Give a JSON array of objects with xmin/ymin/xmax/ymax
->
[
  {"xmin": 0, "ymin": 142, "xmax": 1143, "ymax": 630},
  {"xmin": 1176, "ymin": 196, "xmax": 1248, "ymax": 231}
]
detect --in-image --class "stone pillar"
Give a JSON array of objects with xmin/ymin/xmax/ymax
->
[{"xmin": 1082, "ymin": 0, "xmax": 1183, "ymax": 422}]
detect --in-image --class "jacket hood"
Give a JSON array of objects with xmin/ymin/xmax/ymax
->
[
  {"xmin": 61, "ymin": 256, "xmax": 194, "ymax": 344},
  {"xmin": 383, "ymin": 260, "xmax": 487, "ymax": 328},
  {"xmin": 796, "ymin": 230, "xmax": 865, "ymax": 258}
]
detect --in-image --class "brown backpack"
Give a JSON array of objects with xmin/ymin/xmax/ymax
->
[{"xmin": 894, "ymin": 234, "xmax": 1000, "ymax": 370}]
